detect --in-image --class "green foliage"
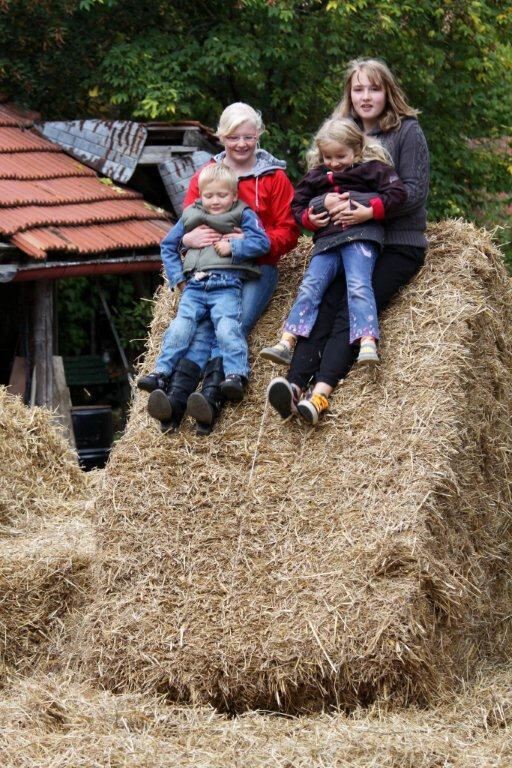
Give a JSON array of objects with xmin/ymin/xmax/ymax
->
[
  {"xmin": 1, "ymin": 0, "xmax": 510, "ymax": 223},
  {"xmin": 57, "ymin": 276, "xmax": 154, "ymax": 359}
]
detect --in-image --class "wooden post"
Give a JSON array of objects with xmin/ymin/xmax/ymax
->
[
  {"xmin": 32, "ymin": 279, "xmax": 53, "ymax": 407},
  {"xmin": 52, "ymin": 355, "xmax": 76, "ymax": 449}
]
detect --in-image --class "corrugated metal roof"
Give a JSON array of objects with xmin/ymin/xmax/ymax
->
[
  {"xmin": 0, "ymin": 103, "xmax": 171, "ymax": 262},
  {"xmin": 40, "ymin": 119, "xmax": 148, "ymax": 183}
]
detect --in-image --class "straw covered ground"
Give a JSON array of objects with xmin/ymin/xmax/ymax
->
[
  {"xmin": 0, "ymin": 389, "xmax": 95, "ymax": 680},
  {"xmin": 0, "ymin": 663, "xmax": 510, "ymax": 766},
  {"xmin": 71, "ymin": 220, "xmax": 511, "ymax": 713}
]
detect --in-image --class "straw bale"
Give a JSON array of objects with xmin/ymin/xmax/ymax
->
[
  {"xmin": 0, "ymin": 388, "xmax": 88, "ymax": 528},
  {"xmin": 0, "ymin": 389, "xmax": 96, "ymax": 680},
  {"xmin": 0, "ymin": 517, "xmax": 95, "ymax": 678},
  {"xmin": 0, "ymin": 663, "xmax": 510, "ymax": 766},
  {"xmin": 73, "ymin": 220, "xmax": 512, "ymax": 712}
]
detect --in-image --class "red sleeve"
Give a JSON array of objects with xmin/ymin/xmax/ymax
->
[
  {"xmin": 370, "ymin": 196, "xmax": 385, "ymax": 220},
  {"xmin": 264, "ymin": 171, "xmax": 299, "ymax": 261},
  {"xmin": 182, "ymin": 171, "xmax": 200, "ymax": 208},
  {"xmin": 301, "ymin": 209, "xmax": 321, "ymax": 230}
]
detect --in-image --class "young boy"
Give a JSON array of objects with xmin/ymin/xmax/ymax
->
[{"xmin": 137, "ymin": 163, "xmax": 270, "ymax": 429}]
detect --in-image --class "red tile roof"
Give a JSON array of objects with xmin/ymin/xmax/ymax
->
[{"xmin": 0, "ymin": 103, "xmax": 171, "ymax": 261}]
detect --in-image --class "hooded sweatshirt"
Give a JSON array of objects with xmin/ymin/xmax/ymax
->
[{"xmin": 183, "ymin": 149, "xmax": 299, "ymax": 265}]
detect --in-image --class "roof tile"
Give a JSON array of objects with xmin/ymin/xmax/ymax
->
[
  {"xmin": 0, "ymin": 199, "xmax": 165, "ymax": 236},
  {"xmin": 0, "ymin": 176, "xmax": 140, "ymax": 207},
  {"xmin": 0, "ymin": 102, "xmax": 171, "ymax": 260},
  {"xmin": 0, "ymin": 126, "xmax": 59, "ymax": 153},
  {"xmin": 12, "ymin": 219, "xmax": 170, "ymax": 260},
  {"xmin": 0, "ymin": 152, "xmax": 96, "ymax": 180}
]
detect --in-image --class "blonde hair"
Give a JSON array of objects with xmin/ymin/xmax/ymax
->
[
  {"xmin": 333, "ymin": 58, "xmax": 419, "ymax": 132},
  {"xmin": 216, "ymin": 102, "xmax": 264, "ymax": 140},
  {"xmin": 307, "ymin": 118, "xmax": 392, "ymax": 170},
  {"xmin": 198, "ymin": 163, "xmax": 238, "ymax": 193}
]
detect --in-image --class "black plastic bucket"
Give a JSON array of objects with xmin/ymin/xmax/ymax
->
[{"xmin": 71, "ymin": 405, "xmax": 114, "ymax": 471}]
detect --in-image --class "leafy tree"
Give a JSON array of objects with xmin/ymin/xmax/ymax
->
[{"xmin": 1, "ymin": 0, "xmax": 511, "ymax": 223}]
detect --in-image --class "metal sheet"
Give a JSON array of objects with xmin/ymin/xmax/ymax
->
[{"xmin": 39, "ymin": 120, "xmax": 148, "ymax": 183}]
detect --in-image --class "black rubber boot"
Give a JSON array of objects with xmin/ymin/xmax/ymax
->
[
  {"xmin": 147, "ymin": 358, "xmax": 201, "ymax": 431},
  {"xmin": 186, "ymin": 357, "xmax": 225, "ymax": 437},
  {"xmin": 136, "ymin": 371, "xmax": 170, "ymax": 393}
]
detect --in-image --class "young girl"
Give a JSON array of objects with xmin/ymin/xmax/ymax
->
[{"xmin": 260, "ymin": 118, "xmax": 406, "ymax": 381}]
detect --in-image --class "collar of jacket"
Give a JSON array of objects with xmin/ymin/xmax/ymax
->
[{"xmin": 212, "ymin": 148, "xmax": 287, "ymax": 178}]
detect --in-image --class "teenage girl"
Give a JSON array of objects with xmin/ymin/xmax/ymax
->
[{"xmin": 266, "ymin": 58, "xmax": 429, "ymax": 427}]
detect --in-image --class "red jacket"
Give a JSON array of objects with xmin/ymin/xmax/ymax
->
[{"xmin": 183, "ymin": 152, "xmax": 299, "ymax": 266}]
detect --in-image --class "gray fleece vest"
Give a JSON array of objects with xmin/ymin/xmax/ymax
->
[{"xmin": 182, "ymin": 201, "xmax": 260, "ymax": 277}]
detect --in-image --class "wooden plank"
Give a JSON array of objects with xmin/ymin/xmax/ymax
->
[
  {"xmin": 52, "ymin": 355, "xmax": 76, "ymax": 449},
  {"xmin": 32, "ymin": 279, "xmax": 53, "ymax": 407},
  {"xmin": 7, "ymin": 356, "xmax": 26, "ymax": 397}
]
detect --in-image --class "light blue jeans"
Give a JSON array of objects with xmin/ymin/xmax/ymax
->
[
  {"xmin": 156, "ymin": 273, "xmax": 248, "ymax": 377},
  {"xmin": 184, "ymin": 264, "xmax": 279, "ymax": 371},
  {"xmin": 284, "ymin": 241, "xmax": 379, "ymax": 344}
]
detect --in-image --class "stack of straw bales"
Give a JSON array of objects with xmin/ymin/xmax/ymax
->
[
  {"xmin": 72, "ymin": 221, "xmax": 512, "ymax": 713},
  {"xmin": 0, "ymin": 389, "xmax": 95, "ymax": 677},
  {"xmin": 0, "ymin": 663, "xmax": 510, "ymax": 766}
]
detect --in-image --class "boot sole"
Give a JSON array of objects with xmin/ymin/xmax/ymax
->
[
  {"xmin": 267, "ymin": 378, "xmax": 295, "ymax": 419},
  {"xmin": 136, "ymin": 381, "xmax": 159, "ymax": 393},
  {"xmin": 297, "ymin": 399, "xmax": 319, "ymax": 426},
  {"xmin": 187, "ymin": 392, "xmax": 214, "ymax": 425},
  {"xmin": 147, "ymin": 389, "xmax": 173, "ymax": 421},
  {"xmin": 220, "ymin": 382, "xmax": 244, "ymax": 402},
  {"xmin": 260, "ymin": 349, "xmax": 292, "ymax": 366},
  {"xmin": 357, "ymin": 355, "xmax": 379, "ymax": 366}
]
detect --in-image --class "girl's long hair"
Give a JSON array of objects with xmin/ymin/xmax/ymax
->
[
  {"xmin": 306, "ymin": 118, "xmax": 392, "ymax": 170},
  {"xmin": 333, "ymin": 58, "xmax": 419, "ymax": 132}
]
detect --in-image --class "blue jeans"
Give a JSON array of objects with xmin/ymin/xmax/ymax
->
[
  {"xmin": 155, "ymin": 273, "xmax": 248, "ymax": 377},
  {"xmin": 184, "ymin": 264, "xmax": 279, "ymax": 371},
  {"xmin": 284, "ymin": 241, "xmax": 379, "ymax": 344}
]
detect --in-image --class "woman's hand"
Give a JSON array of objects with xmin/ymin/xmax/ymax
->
[
  {"xmin": 182, "ymin": 225, "xmax": 220, "ymax": 248},
  {"xmin": 221, "ymin": 227, "xmax": 244, "ymax": 241}
]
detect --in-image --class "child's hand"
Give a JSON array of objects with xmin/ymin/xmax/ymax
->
[
  {"xmin": 307, "ymin": 207, "xmax": 330, "ymax": 228},
  {"xmin": 176, "ymin": 280, "xmax": 186, "ymax": 292},
  {"xmin": 324, "ymin": 193, "xmax": 345, "ymax": 212},
  {"xmin": 338, "ymin": 200, "xmax": 374, "ymax": 227},
  {"xmin": 214, "ymin": 239, "xmax": 232, "ymax": 257},
  {"xmin": 223, "ymin": 228, "xmax": 243, "ymax": 241}
]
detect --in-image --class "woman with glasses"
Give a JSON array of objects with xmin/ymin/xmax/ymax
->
[{"xmin": 153, "ymin": 102, "xmax": 299, "ymax": 434}]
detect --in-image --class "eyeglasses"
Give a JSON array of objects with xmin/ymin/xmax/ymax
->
[{"xmin": 223, "ymin": 135, "xmax": 258, "ymax": 145}]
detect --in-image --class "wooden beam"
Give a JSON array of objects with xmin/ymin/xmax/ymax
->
[
  {"xmin": 32, "ymin": 279, "xmax": 53, "ymax": 407},
  {"xmin": 52, "ymin": 355, "xmax": 76, "ymax": 449}
]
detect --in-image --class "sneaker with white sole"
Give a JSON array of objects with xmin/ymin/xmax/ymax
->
[
  {"xmin": 266, "ymin": 377, "xmax": 300, "ymax": 419},
  {"xmin": 357, "ymin": 339, "xmax": 379, "ymax": 365},
  {"xmin": 297, "ymin": 392, "xmax": 329, "ymax": 425},
  {"xmin": 260, "ymin": 341, "xmax": 293, "ymax": 366}
]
